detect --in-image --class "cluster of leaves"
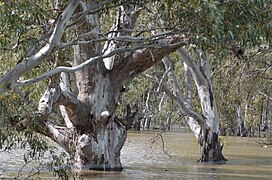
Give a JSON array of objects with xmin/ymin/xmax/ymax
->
[
  {"xmin": 0, "ymin": 85, "xmax": 71, "ymax": 178},
  {"xmin": 157, "ymin": 0, "xmax": 271, "ymax": 52},
  {"xmin": 0, "ymin": 129, "xmax": 72, "ymax": 179},
  {"xmin": 0, "ymin": 1, "xmax": 73, "ymax": 178},
  {"xmin": 0, "ymin": 0, "xmax": 54, "ymax": 59}
]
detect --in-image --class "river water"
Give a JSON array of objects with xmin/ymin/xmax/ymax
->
[{"xmin": 1, "ymin": 129, "xmax": 272, "ymax": 179}]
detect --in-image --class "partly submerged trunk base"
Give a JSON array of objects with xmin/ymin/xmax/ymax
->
[
  {"xmin": 73, "ymin": 120, "xmax": 127, "ymax": 171},
  {"xmin": 198, "ymin": 128, "xmax": 226, "ymax": 162}
]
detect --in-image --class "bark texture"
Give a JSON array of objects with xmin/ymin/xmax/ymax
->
[
  {"xmin": 35, "ymin": 2, "xmax": 185, "ymax": 171},
  {"xmin": 149, "ymin": 48, "xmax": 225, "ymax": 162},
  {"xmin": 177, "ymin": 48, "xmax": 225, "ymax": 162},
  {"xmin": 199, "ymin": 128, "xmax": 225, "ymax": 161}
]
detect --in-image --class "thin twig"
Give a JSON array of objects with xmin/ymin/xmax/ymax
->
[{"xmin": 149, "ymin": 131, "xmax": 171, "ymax": 158}]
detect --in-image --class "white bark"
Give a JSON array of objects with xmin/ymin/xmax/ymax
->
[
  {"xmin": 0, "ymin": 0, "xmax": 80, "ymax": 93},
  {"xmin": 59, "ymin": 72, "xmax": 74, "ymax": 128},
  {"xmin": 37, "ymin": 73, "xmax": 83, "ymax": 128},
  {"xmin": 103, "ymin": 4, "xmax": 142, "ymax": 70},
  {"xmin": 176, "ymin": 48, "xmax": 225, "ymax": 161},
  {"xmin": 144, "ymin": 47, "xmax": 225, "ymax": 161},
  {"xmin": 177, "ymin": 48, "xmax": 219, "ymax": 133},
  {"xmin": 74, "ymin": 120, "xmax": 126, "ymax": 170},
  {"xmin": 162, "ymin": 57, "xmax": 182, "ymax": 96},
  {"xmin": 142, "ymin": 73, "xmax": 205, "ymax": 127},
  {"xmin": 183, "ymin": 62, "xmax": 201, "ymax": 138},
  {"xmin": 177, "ymin": 48, "xmax": 207, "ymax": 87},
  {"xmin": 37, "ymin": 86, "xmax": 61, "ymax": 117},
  {"xmin": 159, "ymin": 92, "xmax": 166, "ymax": 112},
  {"xmin": 161, "ymin": 56, "xmax": 204, "ymax": 133}
]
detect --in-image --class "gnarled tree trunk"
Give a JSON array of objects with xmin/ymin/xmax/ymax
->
[{"xmin": 36, "ymin": 2, "xmax": 185, "ymax": 171}]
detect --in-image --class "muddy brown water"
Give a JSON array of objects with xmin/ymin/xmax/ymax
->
[{"xmin": 1, "ymin": 129, "xmax": 272, "ymax": 179}]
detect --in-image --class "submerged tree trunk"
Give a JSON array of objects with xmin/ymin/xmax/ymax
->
[
  {"xmin": 178, "ymin": 48, "xmax": 225, "ymax": 162},
  {"xmin": 73, "ymin": 121, "xmax": 127, "ymax": 170},
  {"xmin": 198, "ymin": 128, "xmax": 225, "ymax": 161},
  {"xmin": 35, "ymin": 2, "xmax": 184, "ymax": 171},
  {"xmin": 151, "ymin": 48, "xmax": 225, "ymax": 162}
]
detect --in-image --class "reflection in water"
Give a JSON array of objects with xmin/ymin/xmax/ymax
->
[{"xmin": 1, "ymin": 129, "xmax": 272, "ymax": 179}]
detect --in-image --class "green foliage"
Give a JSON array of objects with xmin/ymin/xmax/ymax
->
[
  {"xmin": 0, "ymin": 129, "xmax": 72, "ymax": 179},
  {"xmin": 157, "ymin": 0, "xmax": 272, "ymax": 51},
  {"xmin": 0, "ymin": 0, "xmax": 53, "ymax": 55},
  {"xmin": 0, "ymin": 1, "xmax": 70, "ymax": 176}
]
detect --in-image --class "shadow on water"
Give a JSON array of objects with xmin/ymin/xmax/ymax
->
[{"xmin": 1, "ymin": 129, "xmax": 272, "ymax": 179}]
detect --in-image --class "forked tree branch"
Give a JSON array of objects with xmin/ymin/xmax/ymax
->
[
  {"xmin": 102, "ymin": 3, "xmax": 143, "ymax": 70},
  {"xmin": 13, "ymin": 41, "xmax": 184, "ymax": 88},
  {"xmin": 177, "ymin": 48, "xmax": 207, "ymax": 87},
  {"xmin": 37, "ymin": 78, "xmax": 87, "ymax": 129},
  {"xmin": 0, "ymin": 0, "xmax": 81, "ymax": 93}
]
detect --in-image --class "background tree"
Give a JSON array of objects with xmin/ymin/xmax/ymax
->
[{"xmin": 213, "ymin": 47, "xmax": 272, "ymax": 137}]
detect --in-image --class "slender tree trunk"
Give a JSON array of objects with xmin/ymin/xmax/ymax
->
[
  {"xmin": 265, "ymin": 98, "xmax": 272, "ymax": 131},
  {"xmin": 177, "ymin": 48, "xmax": 225, "ymax": 162},
  {"xmin": 196, "ymin": 84, "xmax": 225, "ymax": 161},
  {"xmin": 144, "ymin": 117, "xmax": 151, "ymax": 130},
  {"xmin": 166, "ymin": 116, "xmax": 171, "ymax": 131}
]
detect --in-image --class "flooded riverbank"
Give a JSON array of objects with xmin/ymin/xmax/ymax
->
[{"xmin": 1, "ymin": 129, "xmax": 272, "ymax": 179}]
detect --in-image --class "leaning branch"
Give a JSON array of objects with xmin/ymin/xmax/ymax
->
[
  {"xmin": 142, "ymin": 74, "xmax": 206, "ymax": 127},
  {"xmin": 40, "ymin": 121, "xmax": 74, "ymax": 152},
  {"xmin": 14, "ymin": 43, "xmax": 183, "ymax": 88},
  {"xmin": 162, "ymin": 56, "xmax": 183, "ymax": 97},
  {"xmin": 259, "ymin": 92, "xmax": 272, "ymax": 100},
  {"xmin": 176, "ymin": 48, "xmax": 207, "ymax": 86},
  {"xmin": 0, "ymin": 0, "xmax": 80, "ymax": 93},
  {"xmin": 118, "ymin": 35, "xmax": 187, "ymax": 82},
  {"xmin": 57, "ymin": 31, "xmax": 175, "ymax": 49}
]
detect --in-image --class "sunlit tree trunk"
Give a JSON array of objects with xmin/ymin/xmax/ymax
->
[
  {"xmin": 178, "ymin": 49, "xmax": 225, "ymax": 162},
  {"xmin": 36, "ymin": 2, "xmax": 184, "ymax": 171},
  {"xmin": 151, "ymin": 48, "xmax": 225, "ymax": 162}
]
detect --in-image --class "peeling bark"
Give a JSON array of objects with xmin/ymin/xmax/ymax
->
[
  {"xmin": 73, "ymin": 120, "xmax": 127, "ymax": 170},
  {"xmin": 34, "ymin": 2, "xmax": 184, "ymax": 171}
]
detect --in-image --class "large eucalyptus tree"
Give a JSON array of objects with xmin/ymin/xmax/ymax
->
[
  {"xmin": 0, "ymin": 0, "xmax": 184, "ymax": 170},
  {"xmin": 0, "ymin": 0, "xmax": 271, "ymax": 172}
]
